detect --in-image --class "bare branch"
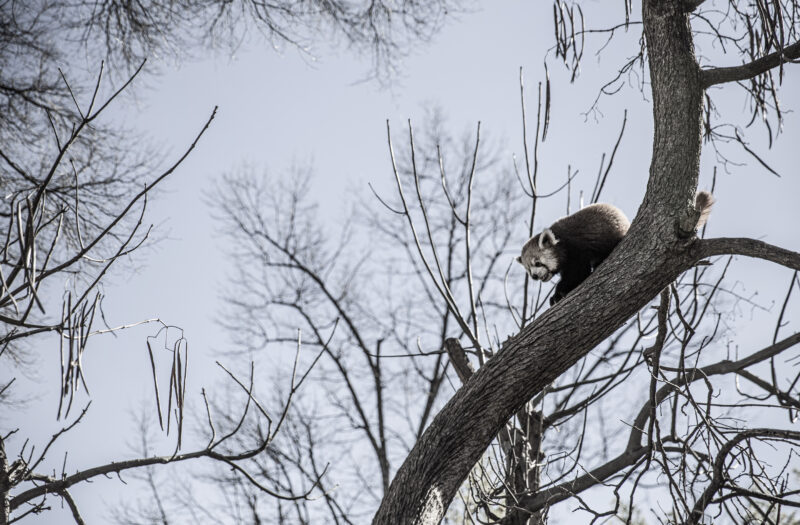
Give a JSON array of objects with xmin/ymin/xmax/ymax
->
[
  {"xmin": 698, "ymin": 238, "xmax": 800, "ymax": 272},
  {"xmin": 702, "ymin": 41, "xmax": 800, "ymax": 88}
]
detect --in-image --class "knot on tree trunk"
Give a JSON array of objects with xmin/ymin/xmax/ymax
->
[{"xmin": 676, "ymin": 207, "xmax": 702, "ymax": 239}]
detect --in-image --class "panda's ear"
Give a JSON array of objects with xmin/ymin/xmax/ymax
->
[
  {"xmin": 540, "ymin": 228, "xmax": 558, "ymax": 248},
  {"xmin": 515, "ymin": 255, "xmax": 523, "ymax": 265}
]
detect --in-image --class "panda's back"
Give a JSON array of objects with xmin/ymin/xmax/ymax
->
[{"xmin": 550, "ymin": 203, "xmax": 630, "ymax": 260}]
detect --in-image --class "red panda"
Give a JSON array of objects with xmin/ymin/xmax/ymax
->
[{"xmin": 516, "ymin": 192, "xmax": 713, "ymax": 305}]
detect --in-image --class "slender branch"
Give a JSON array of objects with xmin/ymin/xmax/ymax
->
[
  {"xmin": 628, "ymin": 331, "xmax": 800, "ymax": 451},
  {"xmin": 698, "ymin": 238, "xmax": 800, "ymax": 272},
  {"xmin": 687, "ymin": 429, "xmax": 800, "ymax": 524},
  {"xmin": 10, "ymin": 432, "xmax": 309, "ymax": 510},
  {"xmin": 508, "ymin": 447, "xmax": 648, "ymax": 518},
  {"xmin": 701, "ymin": 41, "xmax": 800, "ymax": 88},
  {"xmin": 57, "ymin": 490, "xmax": 86, "ymax": 525},
  {"xmin": 513, "ymin": 331, "xmax": 800, "ymax": 515},
  {"xmin": 463, "ymin": 122, "xmax": 482, "ymax": 356},
  {"xmin": 10, "ymin": 450, "xmax": 210, "ymax": 509}
]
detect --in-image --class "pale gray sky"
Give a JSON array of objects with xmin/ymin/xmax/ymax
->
[{"xmin": 7, "ymin": 1, "xmax": 799, "ymax": 522}]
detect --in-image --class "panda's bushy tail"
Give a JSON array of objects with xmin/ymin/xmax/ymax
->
[{"xmin": 695, "ymin": 191, "xmax": 714, "ymax": 229}]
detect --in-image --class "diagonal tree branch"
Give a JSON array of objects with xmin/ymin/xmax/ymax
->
[
  {"xmin": 701, "ymin": 41, "xmax": 800, "ymax": 88},
  {"xmin": 697, "ymin": 238, "xmax": 800, "ymax": 271},
  {"xmin": 58, "ymin": 489, "xmax": 86, "ymax": 525}
]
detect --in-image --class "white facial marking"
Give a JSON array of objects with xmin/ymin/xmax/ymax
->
[
  {"xmin": 520, "ymin": 230, "xmax": 561, "ymax": 282},
  {"xmin": 520, "ymin": 250, "xmax": 559, "ymax": 282}
]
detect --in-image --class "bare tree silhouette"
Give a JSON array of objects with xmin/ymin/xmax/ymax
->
[{"xmin": 1, "ymin": 0, "xmax": 470, "ymax": 520}]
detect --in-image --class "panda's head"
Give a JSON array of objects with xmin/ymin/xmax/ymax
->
[{"xmin": 516, "ymin": 228, "xmax": 560, "ymax": 282}]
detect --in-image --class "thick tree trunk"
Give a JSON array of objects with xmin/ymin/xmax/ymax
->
[{"xmin": 373, "ymin": 1, "xmax": 704, "ymax": 523}]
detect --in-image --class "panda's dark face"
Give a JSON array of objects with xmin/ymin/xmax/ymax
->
[{"xmin": 516, "ymin": 231, "xmax": 560, "ymax": 282}]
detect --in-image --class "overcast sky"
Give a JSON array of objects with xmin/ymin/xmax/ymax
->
[{"xmin": 6, "ymin": 1, "xmax": 799, "ymax": 522}]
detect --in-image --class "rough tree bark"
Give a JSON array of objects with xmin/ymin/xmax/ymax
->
[
  {"xmin": 1, "ymin": 438, "xmax": 9, "ymax": 524},
  {"xmin": 372, "ymin": 1, "xmax": 800, "ymax": 523}
]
